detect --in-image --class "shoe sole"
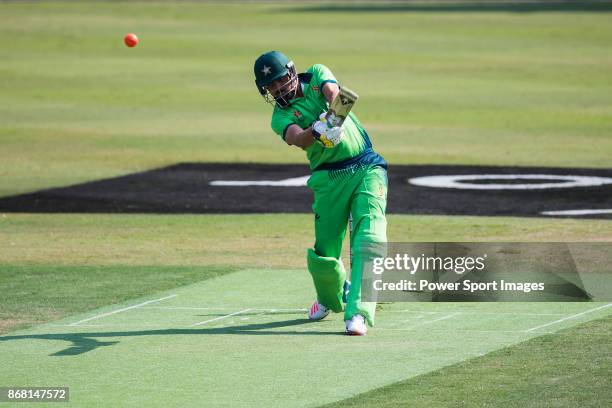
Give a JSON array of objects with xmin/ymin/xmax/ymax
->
[
  {"xmin": 308, "ymin": 312, "xmax": 330, "ymax": 321},
  {"xmin": 344, "ymin": 328, "xmax": 367, "ymax": 336}
]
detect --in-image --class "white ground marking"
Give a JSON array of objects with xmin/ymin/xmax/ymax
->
[
  {"xmin": 377, "ymin": 328, "xmax": 541, "ymax": 333},
  {"xmin": 68, "ymin": 295, "xmax": 177, "ymax": 326},
  {"xmin": 409, "ymin": 174, "xmax": 612, "ymax": 190},
  {"xmin": 48, "ymin": 323, "xmax": 547, "ymax": 334},
  {"xmin": 189, "ymin": 309, "xmax": 252, "ymax": 327},
  {"xmin": 142, "ymin": 306, "xmax": 224, "ymax": 310},
  {"xmin": 406, "ymin": 312, "xmax": 461, "ymax": 325},
  {"xmin": 210, "ymin": 176, "xmax": 309, "ymax": 187},
  {"xmin": 541, "ymin": 209, "xmax": 612, "ymax": 216},
  {"xmin": 143, "ymin": 306, "xmax": 307, "ymax": 312},
  {"xmin": 382, "ymin": 312, "xmax": 459, "ymax": 329},
  {"xmin": 396, "ymin": 310, "xmax": 568, "ymax": 316},
  {"xmin": 397, "ymin": 310, "xmax": 439, "ymax": 314},
  {"xmin": 525, "ymin": 303, "xmax": 612, "ymax": 333}
]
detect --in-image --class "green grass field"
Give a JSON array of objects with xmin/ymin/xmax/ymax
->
[{"xmin": 1, "ymin": 1, "xmax": 611, "ymax": 407}]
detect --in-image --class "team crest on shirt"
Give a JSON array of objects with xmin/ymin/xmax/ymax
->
[
  {"xmin": 311, "ymin": 85, "xmax": 319, "ymax": 92},
  {"xmin": 292, "ymin": 110, "xmax": 303, "ymax": 120}
]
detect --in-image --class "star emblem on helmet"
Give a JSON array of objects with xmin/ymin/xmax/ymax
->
[{"xmin": 262, "ymin": 65, "xmax": 272, "ymax": 76}]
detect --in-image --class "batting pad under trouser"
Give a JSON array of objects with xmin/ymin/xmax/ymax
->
[{"xmin": 306, "ymin": 165, "xmax": 388, "ymax": 326}]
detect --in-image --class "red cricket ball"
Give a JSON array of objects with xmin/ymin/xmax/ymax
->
[{"xmin": 124, "ymin": 33, "xmax": 139, "ymax": 48}]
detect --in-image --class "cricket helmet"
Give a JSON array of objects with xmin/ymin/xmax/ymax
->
[{"xmin": 254, "ymin": 50, "xmax": 298, "ymax": 108}]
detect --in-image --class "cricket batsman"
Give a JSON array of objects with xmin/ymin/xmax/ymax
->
[{"xmin": 254, "ymin": 51, "xmax": 388, "ymax": 335}]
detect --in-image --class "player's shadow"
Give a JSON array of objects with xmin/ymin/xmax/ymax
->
[
  {"xmin": 292, "ymin": 1, "xmax": 612, "ymax": 13},
  {"xmin": 0, "ymin": 318, "xmax": 342, "ymax": 357}
]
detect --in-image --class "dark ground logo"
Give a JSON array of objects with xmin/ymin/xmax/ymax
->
[{"xmin": 0, "ymin": 163, "xmax": 610, "ymax": 219}]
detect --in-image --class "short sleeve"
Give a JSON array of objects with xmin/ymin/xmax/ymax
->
[
  {"xmin": 309, "ymin": 64, "xmax": 337, "ymax": 92},
  {"xmin": 271, "ymin": 108, "xmax": 294, "ymax": 141}
]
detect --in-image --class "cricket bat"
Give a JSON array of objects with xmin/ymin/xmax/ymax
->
[{"xmin": 326, "ymin": 87, "xmax": 359, "ymax": 127}]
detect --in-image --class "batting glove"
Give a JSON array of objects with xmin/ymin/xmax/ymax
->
[
  {"xmin": 312, "ymin": 113, "xmax": 344, "ymax": 149},
  {"xmin": 326, "ymin": 111, "xmax": 343, "ymax": 128}
]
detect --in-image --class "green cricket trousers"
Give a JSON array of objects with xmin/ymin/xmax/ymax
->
[{"xmin": 306, "ymin": 164, "xmax": 388, "ymax": 326}]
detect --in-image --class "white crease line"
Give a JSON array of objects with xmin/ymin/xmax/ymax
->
[
  {"xmin": 189, "ymin": 308, "xmax": 251, "ymax": 327},
  {"xmin": 412, "ymin": 312, "xmax": 460, "ymax": 325},
  {"xmin": 51, "ymin": 324, "xmax": 171, "ymax": 328},
  {"xmin": 143, "ymin": 306, "xmax": 227, "ymax": 310},
  {"xmin": 397, "ymin": 310, "xmax": 440, "ymax": 314},
  {"xmin": 390, "ymin": 312, "xmax": 460, "ymax": 328},
  {"xmin": 68, "ymin": 295, "xmax": 177, "ymax": 326},
  {"xmin": 396, "ymin": 310, "xmax": 568, "ymax": 316},
  {"xmin": 378, "ymin": 328, "xmax": 540, "ymax": 333},
  {"xmin": 46, "ymin": 324, "xmax": 552, "ymax": 334},
  {"xmin": 143, "ymin": 306, "xmax": 307, "ymax": 312},
  {"xmin": 525, "ymin": 303, "xmax": 612, "ymax": 333}
]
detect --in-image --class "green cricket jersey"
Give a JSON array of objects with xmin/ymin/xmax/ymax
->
[{"xmin": 270, "ymin": 64, "xmax": 386, "ymax": 172}]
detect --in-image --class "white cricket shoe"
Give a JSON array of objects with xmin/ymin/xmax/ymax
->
[
  {"xmin": 308, "ymin": 301, "xmax": 329, "ymax": 321},
  {"xmin": 345, "ymin": 315, "xmax": 367, "ymax": 336}
]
